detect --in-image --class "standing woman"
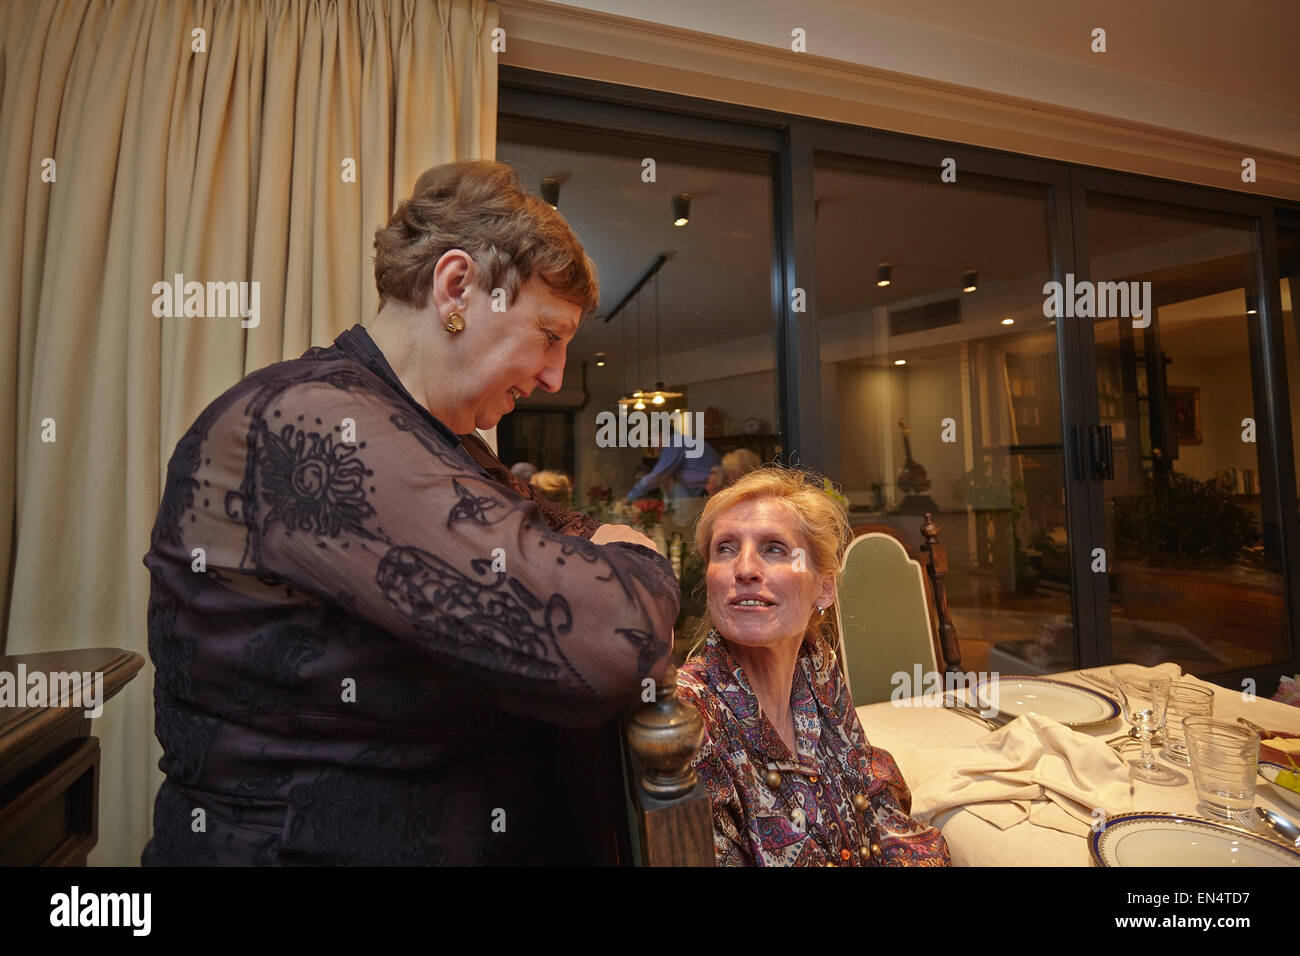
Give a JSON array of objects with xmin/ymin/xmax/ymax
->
[
  {"xmin": 142, "ymin": 161, "xmax": 678, "ymax": 865},
  {"xmin": 676, "ymin": 466, "xmax": 949, "ymax": 866}
]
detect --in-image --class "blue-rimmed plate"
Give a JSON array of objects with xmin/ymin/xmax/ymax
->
[
  {"xmin": 1260, "ymin": 762, "xmax": 1300, "ymax": 812},
  {"xmin": 1090, "ymin": 811, "xmax": 1300, "ymax": 866},
  {"xmin": 972, "ymin": 675, "xmax": 1120, "ymax": 730}
]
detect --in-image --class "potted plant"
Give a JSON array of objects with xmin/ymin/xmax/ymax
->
[
  {"xmin": 821, "ymin": 477, "xmax": 850, "ymax": 513},
  {"xmin": 953, "ymin": 461, "xmax": 1017, "ymax": 591},
  {"xmin": 1012, "ymin": 525, "xmax": 1043, "ymax": 595},
  {"xmin": 953, "ymin": 461, "xmax": 1046, "ymax": 595},
  {"xmin": 632, "ymin": 498, "xmax": 667, "ymax": 554},
  {"xmin": 951, "ymin": 459, "xmax": 1014, "ymax": 512},
  {"xmin": 1109, "ymin": 470, "xmax": 1258, "ymax": 568},
  {"xmin": 582, "ymin": 485, "xmax": 613, "ymax": 523},
  {"xmin": 870, "ymin": 478, "xmax": 886, "ymax": 511}
]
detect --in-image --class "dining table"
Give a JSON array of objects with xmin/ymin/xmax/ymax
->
[{"xmin": 855, "ymin": 665, "xmax": 1300, "ymax": 866}]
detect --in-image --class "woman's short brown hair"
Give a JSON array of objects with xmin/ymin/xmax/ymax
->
[
  {"xmin": 688, "ymin": 464, "xmax": 852, "ymax": 652},
  {"xmin": 373, "ymin": 160, "xmax": 599, "ymax": 320}
]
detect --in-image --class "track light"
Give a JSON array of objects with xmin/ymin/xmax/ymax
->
[
  {"xmin": 877, "ymin": 263, "xmax": 892, "ymax": 288},
  {"xmin": 541, "ymin": 177, "xmax": 560, "ymax": 209},
  {"xmin": 962, "ymin": 270, "xmax": 978, "ymax": 293},
  {"xmin": 673, "ymin": 193, "xmax": 690, "ymax": 227}
]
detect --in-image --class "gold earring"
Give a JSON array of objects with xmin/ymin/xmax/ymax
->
[{"xmin": 445, "ymin": 311, "xmax": 465, "ymax": 333}]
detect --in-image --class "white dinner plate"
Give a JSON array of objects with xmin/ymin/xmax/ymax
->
[
  {"xmin": 973, "ymin": 675, "xmax": 1119, "ymax": 729},
  {"xmin": 1090, "ymin": 812, "xmax": 1300, "ymax": 867},
  {"xmin": 1259, "ymin": 762, "xmax": 1300, "ymax": 812}
]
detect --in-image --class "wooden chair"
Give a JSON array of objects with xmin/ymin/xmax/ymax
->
[
  {"xmin": 832, "ymin": 513, "xmax": 964, "ymax": 706},
  {"xmin": 620, "ymin": 663, "xmax": 715, "ymax": 866}
]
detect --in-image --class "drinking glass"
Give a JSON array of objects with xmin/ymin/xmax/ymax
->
[
  {"xmin": 1162, "ymin": 683, "xmax": 1215, "ymax": 765},
  {"xmin": 1109, "ymin": 671, "xmax": 1179, "ymax": 784},
  {"xmin": 1183, "ymin": 717, "xmax": 1259, "ymax": 820}
]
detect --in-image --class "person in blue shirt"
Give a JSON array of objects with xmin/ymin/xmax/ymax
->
[{"xmin": 625, "ymin": 424, "xmax": 721, "ymax": 501}]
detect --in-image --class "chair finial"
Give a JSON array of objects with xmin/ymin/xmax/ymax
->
[{"xmin": 627, "ymin": 662, "xmax": 705, "ymax": 799}]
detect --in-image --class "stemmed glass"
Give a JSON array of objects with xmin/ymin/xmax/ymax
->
[{"xmin": 1109, "ymin": 671, "xmax": 1180, "ymax": 784}]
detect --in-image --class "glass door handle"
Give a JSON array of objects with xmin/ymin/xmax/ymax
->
[
  {"xmin": 1096, "ymin": 424, "xmax": 1114, "ymax": 480},
  {"xmin": 1073, "ymin": 424, "xmax": 1115, "ymax": 481}
]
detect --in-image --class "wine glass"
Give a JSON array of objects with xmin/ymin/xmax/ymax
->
[{"xmin": 1109, "ymin": 671, "xmax": 1180, "ymax": 784}]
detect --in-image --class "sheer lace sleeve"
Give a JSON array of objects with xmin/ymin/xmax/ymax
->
[
  {"xmin": 456, "ymin": 430, "xmax": 600, "ymax": 538},
  {"xmin": 220, "ymin": 376, "xmax": 678, "ymax": 726}
]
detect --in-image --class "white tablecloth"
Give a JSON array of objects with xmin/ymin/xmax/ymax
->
[{"xmin": 855, "ymin": 668, "xmax": 1300, "ymax": 866}]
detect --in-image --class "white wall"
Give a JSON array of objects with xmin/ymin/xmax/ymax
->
[{"xmin": 540, "ymin": 0, "xmax": 1300, "ymax": 158}]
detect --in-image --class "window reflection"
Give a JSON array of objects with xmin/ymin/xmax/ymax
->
[
  {"xmin": 497, "ymin": 117, "xmax": 780, "ymax": 647},
  {"xmin": 1089, "ymin": 197, "xmax": 1286, "ymax": 672},
  {"xmin": 814, "ymin": 154, "xmax": 1073, "ymax": 674}
]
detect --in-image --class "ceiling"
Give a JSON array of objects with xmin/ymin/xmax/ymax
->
[
  {"xmin": 825, "ymin": 0, "xmax": 1300, "ymax": 116},
  {"xmin": 498, "ymin": 117, "xmax": 774, "ymax": 387}
]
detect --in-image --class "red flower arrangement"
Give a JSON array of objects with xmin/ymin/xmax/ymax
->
[{"xmin": 632, "ymin": 498, "xmax": 664, "ymax": 531}]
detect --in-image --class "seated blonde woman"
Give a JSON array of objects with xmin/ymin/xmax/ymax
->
[{"xmin": 676, "ymin": 466, "xmax": 950, "ymax": 867}]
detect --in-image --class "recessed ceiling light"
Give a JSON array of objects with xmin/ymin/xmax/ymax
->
[
  {"xmin": 541, "ymin": 177, "xmax": 560, "ymax": 209},
  {"xmin": 1001, "ymin": 317, "xmax": 1015, "ymax": 325},
  {"xmin": 894, "ymin": 359, "xmax": 906, "ymax": 366},
  {"xmin": 672, "ymin": 193, "xmax": 690, "ymax": 227}
]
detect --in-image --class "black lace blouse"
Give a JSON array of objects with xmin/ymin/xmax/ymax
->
[{"xmin": 141, "ymin": 325, "xmax": 679, "ymax": 865}]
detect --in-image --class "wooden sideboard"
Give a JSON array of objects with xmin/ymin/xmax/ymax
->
[{"xmin": 0, "ymin": 647, "xmax": 143, "ymax": 865}]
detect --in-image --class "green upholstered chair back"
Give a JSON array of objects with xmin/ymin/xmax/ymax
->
[{"xmin": 834, "ymin": 531, "xmax": 939, "ymax": 706}]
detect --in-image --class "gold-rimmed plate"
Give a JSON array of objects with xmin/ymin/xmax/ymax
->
[
  {"xmin": 973, "ymin": 675, "xmax": 1120, "ymax": 730},
  {"xmin": 1090, "ymin": 811, "xmax": 1300, "ymax": 867}
]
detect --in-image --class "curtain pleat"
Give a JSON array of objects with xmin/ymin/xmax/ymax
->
[{"xmin": 0, "ymin": 0, "xmax": 498, "ymax": 865}]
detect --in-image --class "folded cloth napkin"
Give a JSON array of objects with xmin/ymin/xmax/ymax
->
[{"xmin": 900, "ymin": 714, "xmax": 1134, "ymax": 837}]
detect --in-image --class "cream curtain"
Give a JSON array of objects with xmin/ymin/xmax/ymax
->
[{"xmin": 0, "ymin": 0, "xmax": 498, "ymax": 865}]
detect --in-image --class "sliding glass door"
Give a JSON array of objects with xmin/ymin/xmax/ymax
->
[
  {"xmin": 1069, "ymin": 175, "xmax": 1300, "ymax": 681},
  {"xmin": 809, "ymin": 152, "xmax": 1076, "ymax": 675},
  {"xmin": 499, "ymin": 69, "xmax": 1300, "ymax": 683}
]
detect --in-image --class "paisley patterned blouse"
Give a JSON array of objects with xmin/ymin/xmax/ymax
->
[
  {"xmin": 142, "ymin": 324, "xmax": 679, "ymax": 865},
  {"xmin": 676, "ymin": 629, "xmax": 950, "ymax": 867}
]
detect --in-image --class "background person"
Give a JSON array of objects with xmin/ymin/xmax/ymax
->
[
  {"xmin": 510, "ymin": 460, "xmax": 538, "ymax": 483},
  {"xmin": 624, "ymin": 418, "xmax": 721, "ymax": 501},
  {"xmin": 720, "ymin": 448, "xmax": 761, "ymax": 482},
  {"xmin": 706, "ymin": 448, "xmax": 762, "ymax": 495},
  {"xmin": 530, "ymin": 469, "xmax": 574, "ymax": 505}
]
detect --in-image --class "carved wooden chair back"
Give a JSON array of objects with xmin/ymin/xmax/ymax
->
[{"xmin": 619, "ymin": 663, "xmax": 715, "ymax": 866}]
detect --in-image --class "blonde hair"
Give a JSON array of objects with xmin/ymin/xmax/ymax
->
[
  {"xmin": 373, "ymin": 160, "xmax": 599, "ymax": 319},
  {"xmin": 688, "ymin": 464, "xmax": 852, "ymax": 653},
  {"xmin": 529, "ymin": 470, "xmax": 573, "ymax": 504}
]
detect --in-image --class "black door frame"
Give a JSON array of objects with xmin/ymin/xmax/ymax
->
[{"xmin": 499, "ymin": 65, "xmax": 1300, "ymax": 684}]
